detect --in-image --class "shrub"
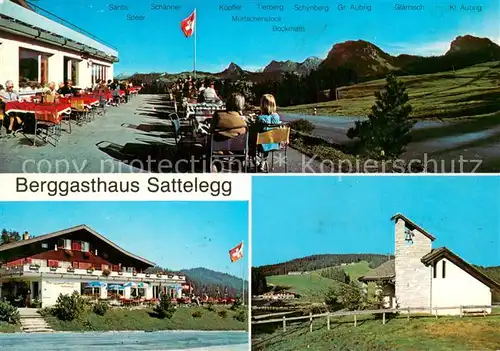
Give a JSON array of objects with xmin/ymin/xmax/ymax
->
[
  {"xmin": 218, "ymin": 310, "xmax": 228, "ymax": 318},
  {"xmin": 192, "ymin": 311, "xmax": 202, "ymax": 318},
  {"xmin": 52, "ymin": 291, "xmax": 85, "ymax": 321},
  {"xmin": 319, "ymin": 267, "xmax": 350, "ymax": 284},
  {"xmin": 325, "ymin": 282, "xmax": 365, "ymax": 312},
  {"xmin": 38, "ymin": 307, "xmax": 52, "ymax": 317},
  {"xmin": 102, "ymin": 269, "xmax": 111, "ymax": 277},
  {"xmin": 230, "ymin": 298, "xmax": 242, "ymax": 311},
  {"xmin": 154, "ymin": 294, "xmax": 176, "ymax": 319},
  {"xmin": 347, "ymin": 74, "xmax": 414, "ymax": 159},
  {"xmin": 93, "ymin": 301, "xmax": 109, "ymax": 316},
  {"xmin": 234, "ymin": 309, "xmax": 246, "ymax": 322},
  {"xmin": 206, "ymin": 302, "xmax": 216, "ymax": 312},
  {"xmin": 0, "ymin": 301, "xmax": 20, "ymax": 324},
  {"xmin": 289, "ymin": 119, "xmax": 315, "ymax": 134},
  {"xmin": 29, "ymin": 299, "xmax": 42, "ymax": 309}
]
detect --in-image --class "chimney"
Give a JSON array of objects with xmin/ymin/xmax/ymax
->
[{"xmin": 23, "ymin": 232, "xmax": 29, "ymax": 241}]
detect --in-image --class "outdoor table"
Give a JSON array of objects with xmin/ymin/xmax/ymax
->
[
  {"xmin": 4, "ymin": 101, "xmax": 71, "ymax": 116},
  {"xmin": 59, "ymin": 97, "xmax": 99, "ymax": 109}
]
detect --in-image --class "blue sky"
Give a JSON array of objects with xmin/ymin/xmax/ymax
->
[
  {"xmin": 31, "ymin": 0, "xmax": 500, "ymax": 74},
  {"xmin": 0, "ymin": 201, "xmax": 248, "ymax": 278},
  {"xmin": 252, "ymin": 176, "xmax": 500, "ymax": 268}
]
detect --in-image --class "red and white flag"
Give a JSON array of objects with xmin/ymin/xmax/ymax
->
[
  {"xmin": 181, "ymin": 10, "xmax": 196, "ymax": 38},
  {"xmin": 229, "ymin": 242, "xmax": 243, "ymax": 263}
]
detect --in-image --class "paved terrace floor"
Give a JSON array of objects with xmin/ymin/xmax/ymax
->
[{"xmin": 0, "ymin": 95, "xmax": 326, "ymax": 173}]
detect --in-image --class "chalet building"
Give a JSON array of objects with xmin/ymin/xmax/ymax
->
[
  {"xmin": 0, "ymin": 0, "xmax": 118, "ymax": 93},
  {"xmin": 359, "ymin": 214, "xmax": 500, "ymax": 315},
  {"xmin": 0, "ymin": 225, "xmax": 185, "ymax": 307}
]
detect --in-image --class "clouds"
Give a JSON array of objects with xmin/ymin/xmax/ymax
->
[{"xmin": 383, "ymin": 40, "xmax": 451, "ymax": 57}]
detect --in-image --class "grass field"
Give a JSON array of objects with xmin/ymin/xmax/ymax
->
[
  {"xmin": 45, "ymin": 306, "xmax": 247, "ymax": 332},
  {"xmin": 0, "ymin": 321, "xmax": 20, "ymax": 333},
  {"xmin": 282, "ymin": 61, "xmax": 500, "ymax": 120},
  {"xmin": 253, "ymin": 314, "xmax": 500, "ymax": 350},
  {"xmin": 267, "ymin": 262, "xmax": 373, "ymax": 303}
]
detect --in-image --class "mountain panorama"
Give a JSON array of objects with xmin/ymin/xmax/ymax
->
[{"xmin": 120, "ymin": 35, "xmax": 500, "ymax": 81}]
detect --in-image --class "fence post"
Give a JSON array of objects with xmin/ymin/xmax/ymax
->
[
  {"xmin": 382, "ymin": 312, "xmax": 386, "ymax": 325},
  {"xmin": 309, "ymin": 312, "xmax": 313, "ymax": 333},
  {"xmin": 354, "ymin": 314, "xmax": 357, "ymax": 327},
  {"xmin": 282, "ymin": 316, "xmax": 286, "ymax": 332},
  {"xmin": 460, "ymin": 306, "xmax": 463, "ymax": 318},
  {"xmin": 327, "ymin": 314, "xmax": 330, "ymax": 331},
  {"xmin": 407, "ymin": 307, "xmax": 410, "ymax": 321},
  {"xmin": 435, "ymin": 308, "xmax": 438, "ymax": 319}
]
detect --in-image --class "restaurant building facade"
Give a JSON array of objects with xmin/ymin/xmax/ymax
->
[
  {"xmin": 0, "ymin": 225, "xmax": 185, "ymax": 307},
  {"xmin": 0, "ymin": 0, "xmax": 118, "ymax": 92}
]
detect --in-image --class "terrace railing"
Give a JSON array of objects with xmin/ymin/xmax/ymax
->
[{"xmin": 0, "ymin": 264, "xmax": 185, "ymax": 282}]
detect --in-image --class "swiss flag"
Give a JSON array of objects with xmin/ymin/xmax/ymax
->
[
  {"xmin": 181, "ymin": 10, "xmax": 196, "ymax": 37},
  {"xmin": 229, "ymin": 242, "xmax": 244, "ymax": 263}
]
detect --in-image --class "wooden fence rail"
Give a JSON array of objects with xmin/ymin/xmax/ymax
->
[{"xmin": 252, "ymin": 305, "xmax": 494, "ymax": 332}]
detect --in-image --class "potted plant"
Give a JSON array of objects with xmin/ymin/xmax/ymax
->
[
  {"xmin": 87, "ymin": 267, "xmax": 95, "ymax": 274},
  {"xmin": 102, "ymin": 269, "xmax": 111, "ymax": 277},
  {"xmin": 132, "ymin": 271, "xmax": 137, "ymax": 277},
  {"xmin": 49, "ymin": 266, "xmax": 58, "ymax": 272},
  {"xmin": 146, "ymin": 273, "xmax": 151, "ymax": 277},
  {"xmin": 118, "ymin": 271, "xmax": 123, "ymax": 276}
]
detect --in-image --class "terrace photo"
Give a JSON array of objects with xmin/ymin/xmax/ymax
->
[
  {"xmin": 251, "ymin": 176, "xmax": 500, "ymax": 350},
  {"xmin": 0, "ymin": 201, "xmax": 249, "ymax": 350},
  {"xmin": 0, "ymin": 0, "xmax": 499, "ymax": 173}
]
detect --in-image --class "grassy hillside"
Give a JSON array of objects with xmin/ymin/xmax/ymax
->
[
  {"xmin": 282, "ymin": 61, "xmax": 500, "ymax": 120},
  {"xmin": 257, "ymin": 254, "xmax": 392, "ymax": 277},
  {"xmin": 46, "ymin": 306, "xmax": 247, "ymax": 332},
  {"xmin": 252, "ymin": 313, "xmax": 500, "ymax": 350},
  {"xmin": 266, "ymin": 262, "xmax": 372, "ymax": 303}
]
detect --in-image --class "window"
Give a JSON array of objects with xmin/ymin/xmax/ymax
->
[
  {"xmin": 41, "ymin": 242, "xmax": 48, "ymax": 249},
  {"xmin": 81, "ymin": 241, "xmax": 90, "ymax": 253},
  {"xmin": 433, "ymin": 262, "xmax": 437, "ymax": 278},
  {"xmin": 19, "ymin": 48, "xmax": 50, "ymax": 86},
  {"xmin": 442, "ymin": 261, "xmax": 446, "ymax": 278},
  {"xmin": 64, "ymin": 57, "xmax": 80, "ymax": 85},
  {"xmin": 92, "ymin": 63, "xmax": 107, "ymax": 85},
  {"xmin": 58, "ymin": 238, "xmax": 72, "ymax": 250}
]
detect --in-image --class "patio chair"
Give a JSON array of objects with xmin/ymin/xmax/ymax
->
[
  {"xmin": 210, "ymin": 127, "xmax": 249, "ymax": 173},
  {"xmin": 33, "ymin": 105, "xmax": 62, "ymax": 147},
  {"xmin": 169, "ymin": 113, "xmax": 206, "ymax": 157},
  {"xmin": 44, "ymin": 95, "xmax": 56, "ymax": 104},
  {"xmin": 96, "ymin": 94, "xmax": 107, "ymax": 116},
  {"xmin": 71, "ymin": 99, "xmax": 89, "ymax": 124},
  {"xmin": 256, "ymin": 124, "xmax": 291, "ymax": 173}
]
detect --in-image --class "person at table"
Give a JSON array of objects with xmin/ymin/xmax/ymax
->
[
  {"xmin": 202, "ymin": 82, "xmax": 220, "ymax": 103},
  {"xmin": 255, "ymin": 94, "xmax": 281, "ymax": 172},
  {"xmin": 210, "ymin": 92, "xmax": 247, "ymax": 142},
  {"xmin": 0, "ymin": 80, "xmax": 21, "ymax": 134},
  {"xmin": 58, "ymin": 80, "xmax": 76, "ymax": 96},
  {"xmin": 44, "ymin": 82, "xmax": 59, "ymax": 96}
]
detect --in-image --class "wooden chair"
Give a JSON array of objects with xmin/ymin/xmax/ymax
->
[
  {"xmin": 256, "ymin": 125, "xmax": 291, "ymax": 173},
  {"xmin": 44, "ymin": 95, "xmax": 56, "ymax": 103}
]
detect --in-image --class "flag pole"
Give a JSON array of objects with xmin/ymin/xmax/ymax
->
[{"xmin": 194, "ymin": 8, "xmax": 197, "ymax": 80}]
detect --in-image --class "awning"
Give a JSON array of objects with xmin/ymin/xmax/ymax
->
[
  {"xmin": 108, "ymin": 284, "xmax": 124, "ymax": 290},
  {"xmin": 86, "ymin": 281, "xmax": 107, "ymax": 288}
]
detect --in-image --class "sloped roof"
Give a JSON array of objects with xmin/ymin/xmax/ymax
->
[
  {"xmin": 359, "ymin": 259, "xmax": 395, "ymax": 282},
  {"xmin": 0, "ymin": 225, "xmax": 154, "ymax": 266},
  {"xmin": 421, "ymin": 247, "xmax": 500, "ymax": 291},
  {"xmin": 391, "ymin": 213, "xmax": 436, "ymax": 241}
]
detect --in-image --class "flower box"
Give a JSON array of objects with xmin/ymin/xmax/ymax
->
[
  {"xmin": 102, "ymin": 269, "xmax": 111, "ymax": 277},
  {"xmin": 146, "ymin": 273, "xmax": 151, "ymax": 277},
  {"xmin": 132, "ymin": 272, "xmax": 137, "ymax": 276},
  {"xmin": 49, "ymin": 267, "xmax": 58, "ymax": 272},
  {"xmin": 118, "ymin": 271, "xmax": 123, "ymax": 276},
  {"xmin": 87, "ymin": 268, "xmax": 95, "ymax": 274},
  {"xmin": 29, "ymin": 264, "xmax": 40, "ymax": 271},
  {"xmin": 67, "ymin": 267, "xmax": 75, "ymax": 273},
  {"xmin": 156, "ymin": 273, "xmax": 162, "ymax": 278},
  {"xmin": 167, "ymin": 274, "xmax": 174, "ymax": 279}
]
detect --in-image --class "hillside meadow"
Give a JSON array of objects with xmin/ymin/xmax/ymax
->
[{"xmin": 282, "ymin": 61, "xmax": 500, "ymax": 120}]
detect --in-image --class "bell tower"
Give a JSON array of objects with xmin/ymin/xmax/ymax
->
[{"xmin": 392, "ymin": 214, "xmax": 434, "ymax": 309}]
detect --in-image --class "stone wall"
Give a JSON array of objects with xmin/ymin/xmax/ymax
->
[{"xmin": 394, "ymin": 218, "xmax": 432, "ymax": 309}]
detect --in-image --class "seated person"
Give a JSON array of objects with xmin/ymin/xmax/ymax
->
[
  {"xmin": 202, "ymin": 82, "xmax": 220, "ymax": 102},
  {"xmin": 57, "ymin": 80, "xmax": 77, "ymax": 96},
  {"xmin": 0, "ymin": 80, "xmax": 21, "ymax": 134},
  {"xmin": 256, "ymin": 94, "xmax": 281, "ymax": 172},
  {"xmin": 43, "ymin": 82, "xmax": 59, "ymax": 102},
  {"xmin": 210, "ymin": 92, "xmax": 247, "ymax": 142}
]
